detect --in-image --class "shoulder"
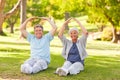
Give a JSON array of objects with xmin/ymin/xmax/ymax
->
[
  {"xmin": 43, "ymin": 32, "xmax": 53, "ymax": 41},
  {"xmin": 44, "ymin": 32, "xmax": 51, "ymax": 37},
  {"xmin": 27, "ymin": 33, "xmax": 35, "ymax": 38}
]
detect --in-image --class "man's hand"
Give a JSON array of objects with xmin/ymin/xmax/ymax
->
[
  {"xmin": 40, "ymin": 17, "xmax": 52, "ymax": 22},
  {"xmin": 26, "ymin": 17, "xmax": 40, "ymax": 22}
]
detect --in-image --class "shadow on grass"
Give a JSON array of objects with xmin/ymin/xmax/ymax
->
[
  {"xmin": 87, "ymin": 28, "xmax": 98, "ymax": 32},
  {"xmin": 0, "ymin": 48, "xmax": 29, "ymax": 52},
  {"xmin": 0, "ymin": 41, "xmax": 29, "ymax": 46},
  {"xmin": 0, "ymin": 54, "xmax": 120, "ymax": 80}
]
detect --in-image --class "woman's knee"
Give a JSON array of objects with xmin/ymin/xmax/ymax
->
[
  {"xmin": 68, "ymin": 62, "xmax": 84, "ymax": 75},
  {"xmin": 62, "ymin": 61, "xmax": 72, "ymax": 69}
]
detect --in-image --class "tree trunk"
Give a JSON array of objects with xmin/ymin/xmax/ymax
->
[
  {"xmin": 8, "ymin": 19, "xmax": 16, "ymax": 33},
  {"xmin": 19, "ymin": 0, "xmax": 26, "ymax": 38},
  {"xmin": 100, "ymin": 25, "xmax": 105, "ymax": 32},
  {"xmin": 104, "ymin": 13, "xmax": 119, "ymax": 43},
  {"xmin": 10, "ymin": 23, "xmax": 14, "ymax": 33},
  {"xmin": 0, "ymin": 0, "xmax": 5, "ymax": 34},
  {"xmin": 7, "ymin": 12, "xmax": 19, "ymax": 34},
  {"xmin": 64, "ymin": 12, "xmax": 70, "ymax": 30},
  {"xmin": 111, "ymin": 26, "xmax": 118, "ymax": 43},
  {"xmin": 0, "ymin": 14, "xmax": 5, "ymax": 34},
  {"xmin": 0, "ymin": 0, "xmax": 5, "ymax": 12},
  {"xmin": 20, "ymin": 0, "xmax": 26, "ymax": 24}
]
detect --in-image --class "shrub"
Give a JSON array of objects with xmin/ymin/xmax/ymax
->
[{"xmin": 101, "ymin": 27, "xmax": 113, "ymax": 41}]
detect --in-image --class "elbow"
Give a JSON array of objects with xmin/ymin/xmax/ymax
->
[
  {"xmin": 54, "ymin": 26, "xmax": 57, "ymax": 31},
  {"xmin": 86, "ymin": 32, "xmax": 89, "ymax": 35},
  {"xmin": 86, "ymin": 31, "xmax": 88, "ymax": 35},
  {"xmin": 53, "ymin": 25, "xmax": 57, "ymax": 31},
  {"xmin": 20, "ymin": 25, "xmax": 25, "ymax": 33},
  {"xmin": 20, "ymin": 26, "xmax": 23, "ymax": 32},
  {"xmin": 84, "ymin": 31, "xmax": 88, "ymax": 36},
  {"xmin": 58, "ymin": 34, "xmax": 63, "ymax": 39},
  {"xmin": 20, "ymin": 26, "xmax": 22, "ymax": 31},
  {"xmin": 58, "ymin": 35, "xmax": 61, "ymax": 38},
  {"xmin": 53, "ymin": 27, "xmax": 57, "ymax": 33},
  {"xmin": 58, "ymin": 32, "xmax": 61, "ymax": 38}
]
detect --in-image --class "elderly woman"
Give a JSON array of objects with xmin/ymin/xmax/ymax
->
[{"xmin": 55, "ymin": 18, "xmax": 88, "ymax": 76}]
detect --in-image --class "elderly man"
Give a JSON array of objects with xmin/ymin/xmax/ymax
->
[{"xmin": 20, "ymin": 17, "xmax": 57, "ymax": 74}]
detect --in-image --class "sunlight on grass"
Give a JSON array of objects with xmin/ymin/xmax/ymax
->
[
  {"xmin": 0, "ymin": 36, "xmax": 120, "ymax": 80},
  {"xmin": 87, "ymin": 40, "xmax": 120, "ymax": 50},
  {"xmin": 1, "ymin": 19, "xmax": 120, "ymax": 80},
  {"xmin": 0, "ymin": 78, "xmax": 21, "ymax": 80},
  {"xmin": 0, "ymin": 44, "xmax": 30, "ymax": 50},
  {"xmin": 87, "ymin": 49, "xmax": 120, "ymax": 57}
]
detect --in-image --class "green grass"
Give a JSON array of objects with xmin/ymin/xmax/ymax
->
[
  {"xmin": 0, "ymin": 18, "xmax": 120, "ymax": 80},
  {"xmin": 0, "ymin": 33, "xmax": 120, "ymax": 80}
]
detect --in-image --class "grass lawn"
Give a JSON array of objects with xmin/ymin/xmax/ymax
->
[
  {"xmin": 0, "ymin": 18, "xmax": 120, "ymax": 80},
  {"xmin": 0, "ymin": 33, "xmax": 120, "ymax": 80}
]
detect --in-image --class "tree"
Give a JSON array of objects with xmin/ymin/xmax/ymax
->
[
  {"xmin": 0, "ymin": 0, "xmax": 21, "ymax": 35},
  {"xmin": 48, "ymin": 0, "xmax": 85, "ymax": 18},
  {"xmin": 19, "ymin": 0, "xmax": 26, "ymax": 38},
  {"xmin": 27, "ymin": 0, "xmax": 49, "ymax": 17},
  {"xmin": 5, "ymin": 0, "xmax": 20, "ymax": 33},
  {"xmin": 20, "ymin": 0, "xmax": 26, "ymax": 24},
  {"xmin": 27, "ymin": 0, "xmax": 85, "ymax": 19},
  {"xmin": 48, "ymin": 0, "xmax": 85, "ymax": 30},
  {"xmin": 85, "ymin": 0, "xmax": 120, "ymax": 43},
  {"xmin": 7, "ymin": 11, "xmax": 19, "ymax": 33}
]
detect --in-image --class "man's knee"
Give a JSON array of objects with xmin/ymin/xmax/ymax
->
[
  {"xmin": 32, "ymin": 64, "xmax": 42, "ymax": 73},
  {"xmin": 32, "ymin": 60, "xmax": 48, "ymax": 73},
  {"xmin": 36, "ymin": 60, "xmax": 48, "ymax": 69}
]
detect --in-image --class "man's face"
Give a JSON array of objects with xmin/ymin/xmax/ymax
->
[
  {"xmin": 69, "ymin": 30, "xmax": 78, "ymax": 41},
  {"xmin": 34, "ymin": 27, "xmax": 43, "ymax": 39}
]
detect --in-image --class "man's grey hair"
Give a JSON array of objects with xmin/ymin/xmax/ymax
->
[{"xmin": 34, "ymin": 24, "xmax": 43, "ymax": 31}]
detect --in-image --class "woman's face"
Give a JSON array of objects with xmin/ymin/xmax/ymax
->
[
  {"xmin": 34, "ymin": 27, "xmax": 43, "ymax": 39},
  {"xmin": 69, "ymin": 30, "xmax": 78, "ymax": 41}
]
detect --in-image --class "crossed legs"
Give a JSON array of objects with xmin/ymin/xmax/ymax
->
[{"xmin": 21, "ymin": 58, "xmax": 48, "ymax": 74}]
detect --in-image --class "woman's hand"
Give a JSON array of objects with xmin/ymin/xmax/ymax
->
[
  {"xmin": 64, "ymin": 17, "xmax": 73, "ymax": 25},
  {"xmin": 73, "ymin": 18, "xmax": 80, "ymax": 24}
]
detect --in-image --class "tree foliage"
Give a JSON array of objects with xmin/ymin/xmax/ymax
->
[
  {"xmin": 27, "ymin": 0, "xmax": 50, "ymax": 17},
  {"xmin": 27, "ymin": 0, "xmax": 85, "ymax": 19},
  {"xmin": 85, "ymin": 0, "xmax": 120, "ymax": 27},
  {"xmin": 85, "ymin": 0, "xmax": 120, "ymax": 43},
  {"xmin": 49, "ymin": 0, "xmax": 85, "ymax": 18}
]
